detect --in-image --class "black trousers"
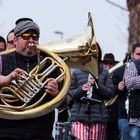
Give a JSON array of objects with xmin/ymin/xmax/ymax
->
[{"xmin": 105, "ymin": 121, "xmax": 120, "ymax": 140}]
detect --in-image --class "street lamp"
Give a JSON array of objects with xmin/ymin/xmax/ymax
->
[{"xmin": 54, "ymin": 31, "xmax": 63, "ymax": 39}]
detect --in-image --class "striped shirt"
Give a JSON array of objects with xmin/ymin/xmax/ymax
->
[
  {"xmin": 125, "ymin": 62, "xmax": 140, "ymax": 90},
  {"xmin": 125, "ymin": 61, "xmax": 140, "ymax": 127}
]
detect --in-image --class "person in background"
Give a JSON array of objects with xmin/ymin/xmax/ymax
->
[
  {"xmin": 6, "ymin": 18, "xmax": 33, "ymax": 50},
  {"xmin": 125, "ymin": 43, "xmax": 140, "ymax": 140},
  {"xmin": 6, "ymin": 29, "xmax": 15, "ymax": 49},
  {"xmin": 0, "ymin": 18, "xmax": 58, "ymax": 140},
  {"xmin": 67, "ymin": 43, "xmax": 115, "ymax": 140},
  {"xmin": 102, "ymin": 53, "xmax": 118, "ymax": 70},
  {"xmin": 0, "ymin": 36, "xmax": 6, "ymax": 52},
  {"xmin": 102, "ymin": 53, "xmax": 120, "ymax": 140},
  {"xmin": 112, "ymin": 53, "xmax": 131, "ymax": 140}
]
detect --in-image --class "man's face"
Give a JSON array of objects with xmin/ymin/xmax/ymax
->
[
  {"xmin": 14, "ymin": 29, "xmax": 39, "ymax": 56},
  {"xmin": 7, "ymin": 32, "xmax": 15, "ymax": 49},
  {"xmin": 103, "ymin": 62, "xmax": 115, "ymax": 70},
  {"xmin": 131, "ymin": 47, "xmax": 140, "ymax": 60}
]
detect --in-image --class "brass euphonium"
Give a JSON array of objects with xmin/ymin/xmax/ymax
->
[
  {"xmin": 0, "ymin": 47, "xmax": 71, "ymax": 120},
  {"xmin": 0, "ymin": 13, "xmax": 98, "ymax": 120},
  {"xmin": 104, "ymin": 62, "xmax": 124, "ymax": 106}
]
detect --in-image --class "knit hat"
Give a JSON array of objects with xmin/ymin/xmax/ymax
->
[{"xmin": 14, "ymin": 20, "xmax": 40, "ymax": 36}]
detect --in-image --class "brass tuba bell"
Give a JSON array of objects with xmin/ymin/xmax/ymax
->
[
  {"xmin": 44, "ymin": 12, "xmax": 98, "ymax": 79},
  {"xmin": 0, "ymin": 12, "xmax": 98, "ymax": 120}
]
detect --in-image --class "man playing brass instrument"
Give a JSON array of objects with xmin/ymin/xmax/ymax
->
[
  {"xmin": 101, "ymin": 53, "xmax": 119, "ymax": 140},
  {"xmin": 68, "ymin": 43, "xmax": 115, "ymax": 140},
  {"xmin": 0, "ymin": 19, "xmax": 58, "ymax": 140}
]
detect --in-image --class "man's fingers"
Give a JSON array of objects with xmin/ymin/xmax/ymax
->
[
  {"xmin": 45, "ymin": 80, "xmax": 58, "ymax": 97},
  {"xmin": 15, "ymin": 68, "xmax": 25, "ymax": 74}
]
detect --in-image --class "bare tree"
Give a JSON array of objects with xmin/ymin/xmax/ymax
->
[
  {"xmin": 127, "ymin": 0, "xmax": 140, "ymax": 51},
  {"xmin": 106, "ymin": 0, "xmax": 140, "ymax": 51}
]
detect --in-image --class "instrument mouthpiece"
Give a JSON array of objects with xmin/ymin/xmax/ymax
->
[{"xmin": 28, "ymin": 43, "xmax": 35, "ymax": 47}]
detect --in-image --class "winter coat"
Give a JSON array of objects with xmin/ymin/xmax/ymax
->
[{"xmin": 68, "ymin": 65, "xmax": 115, "ymax": 124}]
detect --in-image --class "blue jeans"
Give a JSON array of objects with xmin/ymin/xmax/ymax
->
[
  {"xmin": 129, "ymin": 125, "xmax": 140, "ymax": 140},
  {"xmin": 118, "ymin": 119, "xmax": 130, "ymax": 140}
]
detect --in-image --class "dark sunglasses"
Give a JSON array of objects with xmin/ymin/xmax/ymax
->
[
  {"xmin": 16, "ymin": 33, "xmax": 39, "ymax": 41},
  {"xmin": 104, "ymin": 62, "xmax": 114, "ymax": 65}
]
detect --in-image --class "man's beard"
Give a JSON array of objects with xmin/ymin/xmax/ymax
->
[{"xmin": 20, "ymin": 47, "xmax": 37, "ymax": 57}]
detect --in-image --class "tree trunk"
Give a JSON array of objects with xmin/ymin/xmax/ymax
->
[{"xmin": 127, "ymin": 0, "xmax": 140, "ymax": 51}]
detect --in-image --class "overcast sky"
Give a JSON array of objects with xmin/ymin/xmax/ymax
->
[{"xmin": 0, "ymin": 0, "xmax": 128, "ymax": 61}]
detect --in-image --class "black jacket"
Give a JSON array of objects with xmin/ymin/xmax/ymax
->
[
  {"xmin": 112, "ymin": 65, "xmax": 128, "ymax": 119},
  {"xmin": 68, "ymin": 65, "xmax": 115, "ymax": 124},
  {"xmin": 0, "ymin": 52, "xmax": 55, "ymax": 138}
]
